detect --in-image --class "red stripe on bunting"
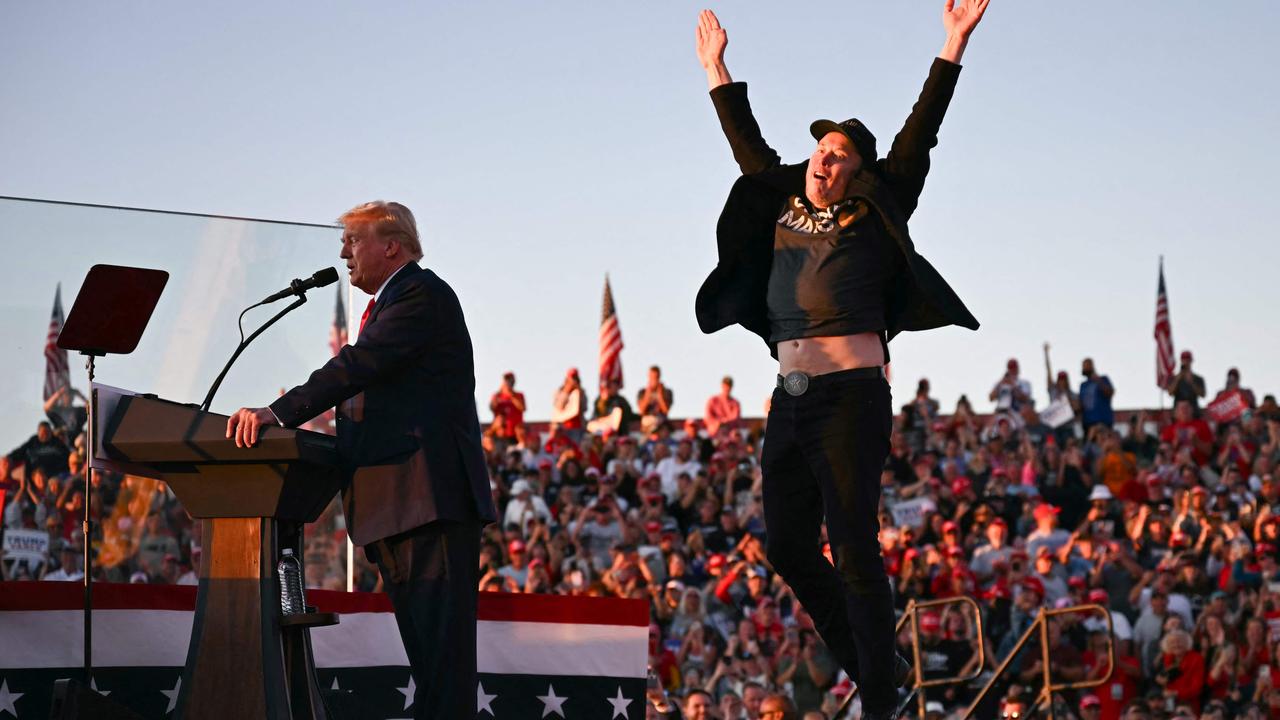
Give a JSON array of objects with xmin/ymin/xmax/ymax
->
[{"xmin": 0, "ymin": 582, "xmax": 648, "ymax": 626}]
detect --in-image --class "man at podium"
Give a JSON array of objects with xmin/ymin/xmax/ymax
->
[{"xmin": 227, "ymin": 200, "xmax": 498, "ymax": 719}]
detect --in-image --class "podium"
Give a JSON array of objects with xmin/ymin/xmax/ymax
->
[{"xmin": 101, "ymin": 393, "xmax": 343, "ymax": 720}]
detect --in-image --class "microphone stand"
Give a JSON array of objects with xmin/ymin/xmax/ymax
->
[{"xmin": 201, "ymin": 294, "xmax": 308, "ymax": 413}]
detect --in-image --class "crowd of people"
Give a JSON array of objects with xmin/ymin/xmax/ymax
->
[{"xmin": 4, "ymin": 349, "xmax": 1280, "ymax": 720}]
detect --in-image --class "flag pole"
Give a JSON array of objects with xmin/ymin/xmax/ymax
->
[{"xmin": 1158, "ymin": 256, "xmax": 1165, "ymax": 415}]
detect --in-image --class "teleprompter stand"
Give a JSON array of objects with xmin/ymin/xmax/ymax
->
[{"xmin": 53, "ymin": 264, "xmax": 169, "ymax": 719}]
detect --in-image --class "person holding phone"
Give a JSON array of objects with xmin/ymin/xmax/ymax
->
[
  {"xmin": 1155, "ymin": 629, "xmax": 1205, "ymax": 714},
  {"xmin": 693, "ymin": 4, "xmax": 990, "ymax": 717}
]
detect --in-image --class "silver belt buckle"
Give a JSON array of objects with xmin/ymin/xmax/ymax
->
[{"xmin": 783, "ymin": 371, "xmax": 810, "ymax": 397}]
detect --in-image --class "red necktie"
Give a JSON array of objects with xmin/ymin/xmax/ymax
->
[{"xmin": 359, "ymin": 298, "xmax": 376, "ymax": 335}]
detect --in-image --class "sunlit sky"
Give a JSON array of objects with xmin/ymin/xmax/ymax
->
[{"xmin": 3, "ymin": 2, "xmax": 1278, "ymax": 446}]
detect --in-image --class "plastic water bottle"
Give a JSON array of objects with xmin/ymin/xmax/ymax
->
[{"xmin": 277, "ymin": 549, "xmax": 306, "ymax": 616}]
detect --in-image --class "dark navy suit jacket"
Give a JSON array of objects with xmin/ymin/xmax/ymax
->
[{"xmin": 270, "ymin": 263, "xmax": 497, "ymax": 545}]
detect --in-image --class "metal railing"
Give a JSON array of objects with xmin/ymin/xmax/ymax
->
[
  {"xmin": 961, "ymin": 603, "xmax": 1115, "ymax": 720},
  {"xmin": 899, "ymin": 596, "xmax": 987, "ymax": 720}
]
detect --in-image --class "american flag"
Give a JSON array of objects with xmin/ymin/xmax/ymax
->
[
  {"xmin": 598, "ymin": 275, "xmax": 624, "ymax": 387},
  {"xmin": 328, "ymin": 283, "xmax": 348, "ymax": 357},
  {"xmin": 1154, "ymin": 258, "xmax": 1175, "ymax": 389},
  {"xmin": 44, "ymin": 284, "xmax": 69, "ymax": 401}
]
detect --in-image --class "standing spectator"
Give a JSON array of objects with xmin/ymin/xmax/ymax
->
[
  {"xmin": 503, "ymin": 479, "xmax": 551, "ymax": 534},
  {"xmin": 1211, "ymin": 367, "xmax": 1257, "ymax": 410},
  {"xmin": 1153, "ymin": 629, "xmax": 1204, "ymax": 713},
  {"xmin": 42, "ymin": 385, "xmax": 88, "ymax": 441},
  {"xmin": 498, "ymin": 539, "xmax": 530, "ymax": 588},
  {"xmin": 1160, "ymin": 401, "xmax": 1214, "ymax": 467},
  {"xmin": 489, "ymin": 371, "xmax": 526, "ymax": 443},
  {"xmin": 656, "ymin": 439, "xmax": 702, "ymax": 503},
  {"xmin": 1026, "ymin": 503, "xmax": 1070, "ymax": 559},
  {"xmin": 971, "ymin": 518, "xmax": 1013, "ymax": 579},
  {"xmin": 1043, "ymin": 342, "xmax": 1080, "ymax": 408},
  {"xmin": 572, "ymin": 500, "xmax": 624, "ymax": 569},
  {"xmin": 1166, "ymin": 350, "xmax": 1206, "ymax": 412},
  {"xmin": 550, "ymin": 368, "xmax": 588, "ymax": 438},
  {"xmin": 7, "ymin": 421, "xmax": 70, "ymax": 479},
  {"xmin": 40, "ymin": 542, "xmax": 83, "ymax": 581},
  {"xmin": 990, "ymin": 358, "xmax": 1033, "ymax": 413},
  {"xmin": 0, "ymin": 457, "xmax": 19, "ymax": 528},
  {"xmin": 1080, "ymin": 357, "xmax": 1116, "ymax": 433},
  {"xmin": 705, "ymin": 376, "xmax": 742, "ymax": 439},
  {"xmin": 637, "ymin": 365, "xmax": 675, "ymax": 434}
]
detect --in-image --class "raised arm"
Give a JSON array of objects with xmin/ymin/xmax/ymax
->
[
  {"xmin": 880, "ymin": 0, "xmax": 990, "ymax": 217},
  {"xmin": 939, "ymin": 0, "xmax": 990, "ymax": 64},
  {"xmin": 698, "ymin": 10, "xmax": 783, "ymax": 175},
  {"xmin": 696, "ymin": 10, "xmax": 732, "ymax": 91}
]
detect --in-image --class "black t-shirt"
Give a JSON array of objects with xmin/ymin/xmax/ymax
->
[
  {"xmin": 8, "ymin": 434, "xmax": 69, "ymax": 478},
  {"xmin": 920, "ymin": 638, "xmax": 972, "ymax": 680},
  {"xmin": 1170, "ymin": 372, "xmax": 1206, "ymax": 411},
  {"xmin": 767, "ymin": 196, "xmax": 901, "ymax": 345}
]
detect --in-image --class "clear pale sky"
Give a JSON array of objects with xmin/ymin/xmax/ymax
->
[{"xmin": 2, "ymin": 2, "xmax": 1278, "ymax": 447}]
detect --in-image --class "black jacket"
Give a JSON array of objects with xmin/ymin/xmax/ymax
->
[
  {"xmin": 270, "ymin": 263, "xmax": 497, "ymax": 545},
  {"xmin": 695, "ymin": 58, "xmax": 979, "ymax": 357}
]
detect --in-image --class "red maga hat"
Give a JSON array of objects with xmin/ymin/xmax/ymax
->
[
  {"xmin": 1033, "ymin": 503, "xmax": 1061, "ymax": 519},
  {"xmin": 1021, "ymin": 577, "xmax": 1045, "ymax": 597}
]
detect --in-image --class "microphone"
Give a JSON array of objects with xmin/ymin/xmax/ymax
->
[{"xmin": 260, "ymin": 267, "xmax": 339, "ymax": 304}]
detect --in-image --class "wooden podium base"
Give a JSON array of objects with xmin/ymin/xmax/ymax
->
[{"xmin": 176, "ymin": 518, "xmax": 330, "ymax": 720}]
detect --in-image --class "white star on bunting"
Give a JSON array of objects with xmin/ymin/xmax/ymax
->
[
  {"xmin": 330, "ymin": 677, "xmax": 340, "ymax": 691},
  {"xmin": 161, "ymin": 676, "xmax": 181, "ymax": 715},
  {"xmin": 536, "ymin": 684, "xmax": 568, "ymax": 718},
  {"xmin": 0, "ymin": 679, "xmax": 22, "ymax": 717},
  {"xmin": 91, "ymin": 677, "xmax": 110, "ymax": 696},
  {"xmin": 477, "ymin": 681, "xmax": 497, "ymax": 716},
  {"xmin": 397, "ymin": 675, "xmax": 416, "ymax": 711},
  {"xmin": 606, "ymin": 685, "xmax": 632, "ymax": 719}
]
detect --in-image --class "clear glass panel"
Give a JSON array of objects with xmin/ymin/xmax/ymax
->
[{"xmin": 0, "ymin": 197, "xmax": 353, "ymax": 588}]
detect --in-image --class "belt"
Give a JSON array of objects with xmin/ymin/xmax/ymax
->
[{"xmin": 776, "ymin": 366, "xmax": 886, "ymax": 397}]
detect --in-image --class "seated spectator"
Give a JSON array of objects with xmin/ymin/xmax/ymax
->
[
  {"xmin": 636, "ymin": 365, "xmax": 674, "ymax": 434},
  {"xmin": 590, "ymin": 378, "xmax": 635, "ymax": 435},
  {"xmin": 704, "ymin": 376, "xmax": 741, "ymax": 439},
  {"xmin": 550, "ymin": 368, "xmax": 587, "ymax": 436}
]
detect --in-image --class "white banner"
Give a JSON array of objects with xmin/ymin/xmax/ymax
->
[
  {"xmin": 889, "ymin": 497, "xmax": 936, "ymax": 530},
  {"xmin": 2, "ymin": 528, "xmax": 49, "ymax": 563},
  {"xmin": 1040, "ymin": 397, "xmax": 1075, "ymax": 429}
]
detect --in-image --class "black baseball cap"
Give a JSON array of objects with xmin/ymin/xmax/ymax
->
[{"xmin": 810, "ymin": 118, "xmax": 878, "ymax": 165}]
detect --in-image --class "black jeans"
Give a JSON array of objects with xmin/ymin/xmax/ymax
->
[
  {"xmin": 761, "ymin": 370, "xmax": 896, "ymax": 713},
  {"xmin": 368, "ymin": 520, "xmax": 482, "ymax": 720}
]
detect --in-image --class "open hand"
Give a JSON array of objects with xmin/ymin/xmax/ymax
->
[
  {"xmin": 943, "ymin": 0, "xmax": 991, "ymax": 40},
  {"xmin": 695, "ymin": 10, "xmax": 727, "ymax": 70},
  {"xmin": 226, "ymin": 407, "xmax": 276, "ymax": 448}
]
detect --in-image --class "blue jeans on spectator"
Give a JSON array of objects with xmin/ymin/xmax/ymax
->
[{"xmin": 761, "ymin": 371, "xmax": 895, "ymax": 714}]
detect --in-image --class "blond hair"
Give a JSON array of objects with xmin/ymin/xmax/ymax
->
[{"xmin": 338, "ymin": 201, "xmax": 423, "ymax": 261}]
